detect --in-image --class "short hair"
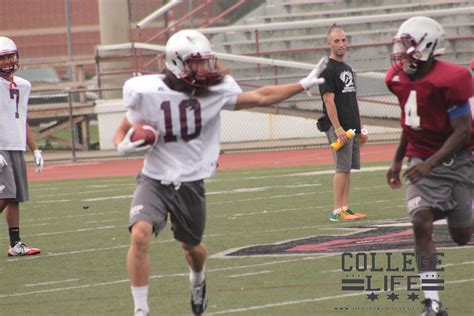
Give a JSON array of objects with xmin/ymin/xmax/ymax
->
[{"xmin": 327, "ymin": 24, "xmax": 344, "ymax": 41}]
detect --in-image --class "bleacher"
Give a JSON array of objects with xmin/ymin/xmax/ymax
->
[{"xmin": 209, "ymin": 1, "xmax": 473, "ymax": 72}]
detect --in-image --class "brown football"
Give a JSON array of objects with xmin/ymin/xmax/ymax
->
[{"xmin": 130, "ymin": 123, "xmax": 158, "ymax": 146}]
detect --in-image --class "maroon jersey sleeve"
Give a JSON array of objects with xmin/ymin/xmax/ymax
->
[{"xmin": 434, "ymin": 62, "xmax": 472, "ymax": 107}]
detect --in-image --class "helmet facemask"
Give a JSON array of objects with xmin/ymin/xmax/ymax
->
[
  {"xmin": 390, "ymin": 34, "xmax": 425, "ymax": 75},
  {"xmin": 182, "ymin": 53, "xmax": 220, "ymax": 88}
]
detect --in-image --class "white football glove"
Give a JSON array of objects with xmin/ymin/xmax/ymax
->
[
  {"xmin": 33, "ymin": 149, "xmax": 44, "ymax": 174},
  {"xmin": 0, "ymin": 154, "xmax": 7, "ymax": 169},
  {"xmin": 117, "ymin": 128, "xmax": 151, "ymax": 156},
  {"xmin": 299, "ymin": 57, "xmax": 329, "ymax": 90}
]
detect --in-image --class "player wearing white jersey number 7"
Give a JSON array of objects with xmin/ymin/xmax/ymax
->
[
  {"xmin": 113, "ymin": 29, "xmax": 328, "ymax": 316},
  {"xmin": 0, "ymin": 36, "xmax": 44, "ymax": 257}
]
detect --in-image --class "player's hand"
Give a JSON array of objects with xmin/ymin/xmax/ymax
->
[
  {"xmin": 387, "ymin": 162, "xmax": 402, "ymax": 188},
  {"xmin": 117, "ymin": 128, "xmax": 151, "ymax": 156},
  {"xmin": 336, "ymin": 128, "xmax": 349, "ymax": 144},
  {"xmin": 299, "ymin": 57, "xmax": 328, "ymax": 90},
  {"xmin": 403, "ymin": 161, "xmax": 432, "ymax": 184},
  {"xmin": 0, "ymin": 154, "xmax": 7, "ymax": 169},
  {"xmin": 33, "ymin": 149, "xmax": 44, "ymax": 174}
]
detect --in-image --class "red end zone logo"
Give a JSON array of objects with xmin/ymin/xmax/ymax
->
[{"xmin": 215, "ymin": 223, "xmax": 474, "ymax": 257}]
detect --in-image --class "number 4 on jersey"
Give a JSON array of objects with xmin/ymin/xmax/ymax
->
[{"xmin": 404, "ymin": 90, "xmax": 420, "ymax": 129}]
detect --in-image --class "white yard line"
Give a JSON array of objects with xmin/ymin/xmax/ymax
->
[
  {"xmin": 226, "ymin": 270, "xmax": 273, "ymax": 278},
  {"xmin": 25, "ymin": 279, "xmax": 79, "ymax": 287},
  {"xmin": 0, "ymin": 226, "xmax": 118, "ymax": 241},
  {"xmin": 207, "ymin": 183, "xmax": 321, "ymax": 195}
]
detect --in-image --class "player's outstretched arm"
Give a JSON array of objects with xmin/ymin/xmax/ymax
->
[{"xmin": 235, "ymin": 57, "xmax": 328, "ymax": 110}]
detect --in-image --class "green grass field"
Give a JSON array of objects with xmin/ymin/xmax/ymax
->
[{"xmin": 1, "ymin": 162, "xmax": 473, "ymax": 315}]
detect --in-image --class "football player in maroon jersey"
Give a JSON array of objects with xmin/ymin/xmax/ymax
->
[{"xmin": 385, "ymin": 17, "xmax": 472, "ymax": 316}]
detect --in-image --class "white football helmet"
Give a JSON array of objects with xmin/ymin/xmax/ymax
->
[
  {"xmin": 390, "ymin": 16, "xmax": 445, "ymax": 74},
  {"xmin": 165, "ymin": 29, "xmax": 219, "ymax": 86},
  {"xmin": 0, "ymin": 36, "xmax": 19, "ymax": 74}
]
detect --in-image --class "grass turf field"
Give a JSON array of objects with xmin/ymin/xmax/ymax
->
[{"xmin": 0, "ymin": 162, "xmax": 473, "ymax": 315}]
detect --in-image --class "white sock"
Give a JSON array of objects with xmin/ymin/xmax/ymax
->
[
  {"xmin": 419, "ymin": 272, "xmax": 440, "ymax": 311},
  {"xmin": 131, "ymin": 285, "xmax": 149, "ymax": 313},
  {"xmin": 332, "ymin": 208, "xmax": 342, "ymax": 214},
  {"xmin": 189, "ymin": 266, "xmax": 206, "ymax": 287},
  {"xmin": 342, "ymin": 206, "xmax": 348, "ymax": 211}
]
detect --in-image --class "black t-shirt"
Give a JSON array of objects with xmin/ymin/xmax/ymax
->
[{"xmin": 319, "ymin": 58, "xmax": 361, "ymax": 133}]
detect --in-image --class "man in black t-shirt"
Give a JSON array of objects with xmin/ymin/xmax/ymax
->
[{"xmin": 318, "ymin": 25, "xmax": 367, "ymax": 221}]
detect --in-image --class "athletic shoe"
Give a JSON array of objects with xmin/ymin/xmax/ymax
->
[
  {"xmin": 191, "ymin": 280, "xmax": 208, "ymax": 316},
  {"xmin": 345, "ymin": 209, "xmax": 367, "ymax": 219},
  {"xmin": 330, "ymin": 209, "xmax": 359, "ymax": 221},
  {"xmin": 134, "ymin": 309, "xmax": 148, "ymax": 316},
  {"xmin": 420, "ymin": 299, "xmax": 448, "ymax": 316},
  {"xmin": 8, "ymin": 241, "xmax": 41, "ymax": 256}
]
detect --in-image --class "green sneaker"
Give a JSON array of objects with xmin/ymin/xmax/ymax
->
[{"xmin": 330, "ymin": 209, "xmax": 359, "ymax": 221}]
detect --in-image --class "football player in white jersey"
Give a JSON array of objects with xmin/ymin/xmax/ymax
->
[
  {"xmin": 113, "ymin": 29, "xmax": 327, "ymax": 316},
  {"xmin": 0, "ymin": 36, "xmax": 44, "ymax": 257}
]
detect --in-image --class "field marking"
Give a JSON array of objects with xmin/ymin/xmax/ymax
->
[
  {"xmin": 226, "ymin": 270, "xmax": 272, "ymax": 278},
  {"xmin": 38, "ymin": 187, "xmax": 132, "ymax": 198},
  {"xmin": 25, "ymin": 279, "xmax": 79, "ymax": 287},
  {"xmin": 441, "ymin": 260, "xmax": 474, "ymax": 268},
  {"xmin": 19, "ymin": 210, "xmax": 123, "ymax": 224},
  {"xmin": 85, "ymin": 219, "xmax": 122, "ymax": 224},
  {"xmin": 207, "ymin": 183, "xmax": 321, "ymax": 195},
  {"xmin": 211, "ymin": 166, "xmax": 391, "ymax": 183},
  {"xmin": 0, "ymin": 226, "xmax": 118, "ymax": 241},
  {"xmin": 206, "ymin": 278, "xmax": 474, "ymax": 315},
  {"xmin": 37, "ymin": 199, "xmax": 72, "ymax": 204},
  {"xmin": 83, "ymin": 195, "xmax": 133, "ymax": 202},
  {"xmin": 20, "ymin": 222, "xmax": 51, "ymax": 228}
]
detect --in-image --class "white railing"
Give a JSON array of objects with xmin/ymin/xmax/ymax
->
[
  {"xmin": 196, "ymin": 6, "xmax": 473, "ymax": 34},
  {"xmin": 135, "ymin": 0, "xmax": 183, "ymax": 29},
  {"xmin": 96, "ymin": 42, "xmax": 317, "ymax": 70}
]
